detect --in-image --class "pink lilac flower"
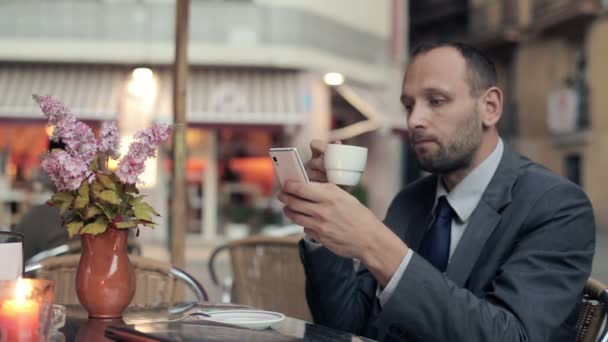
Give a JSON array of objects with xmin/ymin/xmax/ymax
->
[
  {"xmin": 98, "ymin": 121, "xmax": 120, "ymax": 159},
  {"xmin": 116, "ymin": 123, "xmax": 172, "ymax": 184},
  {"xmin": 54, "ymin": 115, "xmax": 98, "ymax": 165},
  {"xmin": 32, "ymin": 94, "xmax": 98, "ymax": 164},
  {"xmin": 134, "ymin": 123, "xmax": 172, "ymax": 154},
  {"xmin": 32, "ymin": 94, "xmax": 71, "ymax": 125},
  {"xmin": 115, "ymin": 150, "xmax": 147, "ymax": 185},
  {"xmin": 41, "ymin": 150, "xmax": 92, "ymax": 192}
]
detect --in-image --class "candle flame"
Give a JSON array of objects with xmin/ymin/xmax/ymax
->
[{"xmin": 14, "ymin": 278, "xmax": 32, "ymax": 302}]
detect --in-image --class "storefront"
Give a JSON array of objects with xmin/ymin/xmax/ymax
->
[
  {"xmin": 0, "ymin": 64, "xmax": 120, "ymax": 227},
  {"xmin": 0, "ymin": 63, "xmax": 311, "ymax": 240}
]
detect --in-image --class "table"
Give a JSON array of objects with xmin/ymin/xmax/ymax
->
[{"xmin": 57, "ymin": 303, "xmax": 375, "ymax": 342}]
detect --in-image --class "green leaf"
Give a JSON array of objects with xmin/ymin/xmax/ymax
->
[
  {"xmin": 91, "ymin": 178, "xmax": 105, "ymax": 193},
  {"xmin": 80, "ymin": 217, "xmax": 109, "ymax": 235},
  {"xmin": 135, "ymin": 219, "xmax": 157, "ymax": 229},
  {"xmin": 46, "ymin": 199, "xmax": 62, "ymax": 207},
  {"xmin": 66, "ymin": 220, "xmax": 84, "ymax": 238},
  {"xmin": 89, "ymin": 156, "xmax": 99, "ymax": 172},
  {"xmin": 134, "ymin": 207, "xmax": 152, "ymax": 221},
  {"xmin": 139, "ymin": 201, "xmax": 160, "ymax": 216},
  {"xmin": 115, "ymin": 221, "xmax": 137, "ymax": 229},
  {"xmin": 85, "ymin": 205, "xmax": 103, "ymax": 220},
  {"xmin": 59, "ymin": 201, "xmax": 71, "ymax": 215},
  {"xmin": 97, "ymin": 173, "xmax": 117, "ymax": 191},
  {"xmin": 133, "ymin": 200, "xmax": 160, "ymax": 221},
  {"xmin": 52, "ymin": 191, "xmax": 74, "ymax": 204},
  {"xmin": 78, "ymin": 181, "xmax": 89, "ymax": 197},
  {"xmin": 73, "ymin": 210, "xmax": 85, "ymax": 220},
  {"xmin": 128, "ymin": 196, "xmax": 146, "ymax": 206},
  {"xmin": 73, "ymin": 196, "xmax": 88, "ymax": 209},
  {"xmin": 97, "ymin": 190, "xmax": 121, "ymax": 205},
  {"xmin": 95, "ymin": 203, "xmax": 117, "ymax": 221},
  {"xmin": 73, "ymin": 182, "xmax": 89, "ymax": 209}
]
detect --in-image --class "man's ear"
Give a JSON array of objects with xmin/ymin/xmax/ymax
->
[{"xmin": 479, "ymin": 86, "xmax": 503, "ymax": 128}]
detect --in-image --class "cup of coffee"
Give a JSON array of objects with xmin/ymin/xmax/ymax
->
[{"xmin": 324, "ymin": 144, "xmax": 368, "ymax": 186}]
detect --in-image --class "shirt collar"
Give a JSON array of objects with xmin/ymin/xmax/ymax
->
[{"xmin": 435, "ymin": 138, "xmax": 504, "ymax": 223}]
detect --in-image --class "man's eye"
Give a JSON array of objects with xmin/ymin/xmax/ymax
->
[
  {"xmin": 404, "ymin": 105, "xmax": 413, "ymax": 113},
  {"xmin": 429, "ymin": 98, "xmax": 445, "ymax": 106}
]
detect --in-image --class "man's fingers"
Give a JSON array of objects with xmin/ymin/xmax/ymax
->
[
  {"xmin": 283, "ymin": 207, "xmax": 319, "ymax": 230},
  {"xmin": 310, "ymin": 139, "xmax": 327, "ymax": 158},
  {"xmin": 303, "ymin": 228, "xmax": 322, "ymax": 242},
  {"xmin": 306, "ymin": 157, "xmax": 325, "ymax": 173},
  {"xmin": 283, "ymin": 181, "xmax": 331, "ymax": 203},
  {"xmin": 306, "ymin": 169, "xmax": 328, "ymax": 183},
  {"xmin": 277, "ymin": 191, "xmax": 319, "ymax": 216},
  {"xmin": 305, "ymin": 154, "xmax": 327, "ymax": 183}
]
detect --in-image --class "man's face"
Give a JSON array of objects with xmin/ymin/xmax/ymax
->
[{"xmin": 401, "ymin": 47, "xmax": 483, "ymax": 173}]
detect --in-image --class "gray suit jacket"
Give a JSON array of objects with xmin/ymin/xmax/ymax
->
[{"xmin": 300, "ymin": 144, "xmax": 595, "ymax": 341}]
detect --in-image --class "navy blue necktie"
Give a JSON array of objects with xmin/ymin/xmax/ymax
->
[{"xmin": 418, "ymin": 196, "xmax": 453, "ymax": 272}]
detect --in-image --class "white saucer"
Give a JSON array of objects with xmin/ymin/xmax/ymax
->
[{"xmin": 203, "ymin": 309, "xmax": 285, "ymax": 330}]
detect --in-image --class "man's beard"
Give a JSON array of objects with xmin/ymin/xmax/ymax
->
[{"xmin": 412, "ymin": 110, "xmax": 482, "ymax": 174}]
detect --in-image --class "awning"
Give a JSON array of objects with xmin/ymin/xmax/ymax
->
[
  {"xmin": 0, "ymin": 64, "xmax": 309, "ymax": 126},
  {"xmin": 329, "ymin": 83, "xmax": 407, "ymax": 141},
  {"xmin": 0, "ymin": 64, "xmax": 124, "ymax": 121},
  {"xmin": 155, "ymin": 68, "xmax": 309, "ymax": 125}
]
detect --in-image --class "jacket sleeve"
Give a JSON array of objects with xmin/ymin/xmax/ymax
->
[
  {"xmin": 299, "ymin": 239, "xmax": 378, "ymax": 335},
  {"xmin": 378, "ymin": 183, "xmax": 595, "ymax": 342}
]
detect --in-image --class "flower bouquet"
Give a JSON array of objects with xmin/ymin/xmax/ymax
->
[
  {"xmin": 33, "ymin": 94, "xmax": 172, "ymax": 318},
  {"xmin": 33, "ymin": 94, "xmax": 172, "ymax": 238}
]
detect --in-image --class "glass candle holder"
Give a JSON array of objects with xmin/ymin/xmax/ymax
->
[
  {"xmin": 0, "ymin": 278, "xmax": 55, "ymax": 342},
  {"xmin": 0, "ymin": 232, "xmax": 24, "ymax": 280}
]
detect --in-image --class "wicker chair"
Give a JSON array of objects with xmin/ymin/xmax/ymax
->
[
  {"xmin": 576, "ymin": 277, "xmax": 608, "ymax": 342},
  {"xmin": 209, "ymin": 234, "xmax": 312, "ymax": 321},
  {"xmin": 24, "ymin": 254, "xmax": 208, "ymax": 307}
]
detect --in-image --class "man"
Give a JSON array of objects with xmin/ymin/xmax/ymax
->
[
  {"xmin": 13, "ymin": 139, "xmax": 69, "ymax": 261},
  {"xmin": 278, "ymin": 42, "xmax": 595, "ymax": 341}
]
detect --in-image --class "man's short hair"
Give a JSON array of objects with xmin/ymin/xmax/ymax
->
[{"xmin": 411, "ymin": 42, "xmax": 497, "ymax": 96}]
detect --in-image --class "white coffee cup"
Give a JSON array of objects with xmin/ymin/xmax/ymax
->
[{"xmin": 324, "ymin": 144, "xmax": 368, "ymax": 186}]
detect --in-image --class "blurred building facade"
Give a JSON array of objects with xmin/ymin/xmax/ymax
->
[
  {"xmin": 410, "ymin": 0, "xmax": 608, "ymax": 228},
  {"xmin": 0, "ymin": 0, "xmax": 408, "ymax": 240}
]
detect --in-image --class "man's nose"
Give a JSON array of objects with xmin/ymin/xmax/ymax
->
[{"xmin": 407, "ymin": 104, "xmax": 429, "ymax": 129}]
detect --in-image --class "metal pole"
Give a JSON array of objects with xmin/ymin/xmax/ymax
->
[
  {"xmin": 202, "ymin": 131, "xmax": 218, "ymax": 241},
  {"xmin": 171, "ymin": 0, "xmax": 190, "ymax": 299}
]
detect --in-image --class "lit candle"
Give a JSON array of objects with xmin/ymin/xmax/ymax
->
[{"xmin": 0, "ymin": 278, "xmax": 40, "ymax": 341}]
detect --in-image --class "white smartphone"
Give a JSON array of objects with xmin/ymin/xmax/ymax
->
[{"xmin": 269, "ymin": 147, "xmax": 310, "ymax": 187}]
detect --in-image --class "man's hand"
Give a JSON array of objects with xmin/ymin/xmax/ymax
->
[
  {"xmin": 304, "ymin": 140, "xmax": 353, "ymax": 191},
  {"xmin": 278, "ymin": 180, "xmax": 408, "ymax": 286},
  {"xmin": 304, "ymin": 139, "xmax": 331, "ymax": 183}
]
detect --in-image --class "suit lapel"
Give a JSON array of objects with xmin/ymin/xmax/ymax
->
[
  {"xmin": 404, "ymin": 176, "xmax": 437, "ymax": 250},
  {"xmin": 406, "ymin": 208, "xmax": 434, "ymax": 252},
  {"xmin": 445, "ymin": 201, "xmax": 500, "ymax": 286},
  {"xmin": 445, "ymin": 143, "xmax": 522, "ymax": 287}
]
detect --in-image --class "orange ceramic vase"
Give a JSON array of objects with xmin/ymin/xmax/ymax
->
[{"xmin": 76, "ymin": 227, "xmax": 135, "ymax": 318}]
